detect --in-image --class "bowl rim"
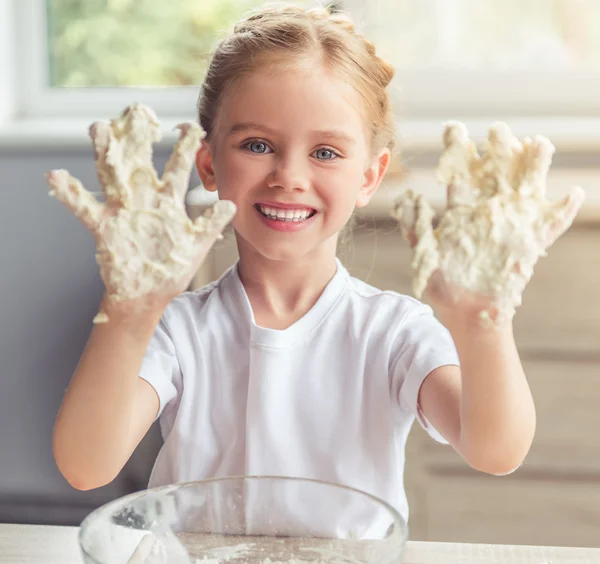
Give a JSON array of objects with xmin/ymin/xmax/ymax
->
[{"xmin": 78, "ymin": 475, "xmax": 408, "ymax": 562}]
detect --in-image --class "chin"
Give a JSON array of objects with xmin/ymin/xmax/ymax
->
[
  {"xmin": 234, "ymin": 219, "xmax": 339, "ymax": 263},
  {"xmin": 250, "ymin": 241, "xmax": 316, "ymax": 263}
]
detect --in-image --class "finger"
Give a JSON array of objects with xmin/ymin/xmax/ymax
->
[
  {"xmin": 161, "ymin": 123, "xmax": 205, "ymax": 205},
  {"xmin": 46, "ymin": 169, "xmax": 106, "ymax": 235},
  {"xmin": 392, "ymin": 190, "xmax": 436, "ymax": 247},
  {"xmin": 410, "ymin": 223, "xmax": 439, "ymax": 298},
  {"xmin": 543, "ymin": 186, "xmax": 586, "ymax": 248},
  {"xmin": 392, "ymin": 191, "xmax": 438, "ymax": 298},
  {"xmin": 446, "ymin": 183, "xmax": 460, "ymax": 208},
  {"xmin": 89, "ymin": 121, "xmax": 111, "ymax": 170},
  {"xmin": 193, "ymin": 200, "xmax": 237, "ymax": 251},
  {"xmin": 405, "ymin": 228, "xmax": 418, "ymax": 248},
  {"xmin": 442, "ymin": 120, "xmax": 469, "ymax": 148},
  {"xmin": 392, "ymin": 190, "xmax": 417, "ymax": 240},
  {"xmin": 88, "ymin": 121, "xmax": 124, "ymax": 207},
  {"xmin": 522, "ymin": 135, "xmax": 555, "ymax": 199}
]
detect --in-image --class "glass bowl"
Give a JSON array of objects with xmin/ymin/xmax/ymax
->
[{"xmin": 79, "ymin": 476, "xmax": 408, "ymax": 563}]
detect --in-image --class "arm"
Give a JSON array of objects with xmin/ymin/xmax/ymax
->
[
  {"xmin": 45, "ymin": 105, "xmax": 236, "ymax": 490},
  {"xmin": 53, "ymin": 302, "xmax": 164, "ymax": 491},
  {"xmin": 393, "ymin": 122, "xmax": 583, "ymax": 476},
  {"xmin": 418, "ymin": 313, "xmax": 535, "ymax": 476}
]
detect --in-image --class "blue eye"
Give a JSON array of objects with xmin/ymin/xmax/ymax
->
[
  {"xmin": 314, "ymin": 148, "xmax": 338, "ymax": 160},
  {"xmin": 245, "ymin": 141, "xmax": 271, "ymax": 154}
]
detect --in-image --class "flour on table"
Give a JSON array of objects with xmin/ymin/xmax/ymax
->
[{"xmin": 392, "ymin": 121, "xmax": 585, "ymax": 327}]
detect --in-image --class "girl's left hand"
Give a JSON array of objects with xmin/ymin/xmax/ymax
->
[{"xmin": 393, "ymin": 122, "xmax": 586, "ymax": 327}]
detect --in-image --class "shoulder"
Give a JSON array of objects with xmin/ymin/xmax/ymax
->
[
  {"xmin": 336, "ymin": 268, "xmax": 456, "ymax": 368},
  {"xmin": 161, "ymin": 268, "xmax": 232, "ymax": 332},
  {"xmin": 166, "ymin": 281, "xmax": 219, "ymax": 317},
  {"xmin": 341, "ymin": 270, "xmax": 432, "ymax": 323}
]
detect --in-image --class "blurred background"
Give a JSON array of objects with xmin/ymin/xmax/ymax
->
[{"xmin": 0, "ymin": 0, "xmax": 599, "ymax": 548}]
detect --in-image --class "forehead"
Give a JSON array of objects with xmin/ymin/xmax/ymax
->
[{"xmin": 215, "ymin": 66, "xmax": 367, "ymax": 139}]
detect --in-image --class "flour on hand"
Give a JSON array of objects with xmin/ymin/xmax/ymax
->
[
  {"xmin": 392, "ymin": 121, "xmax": 585, "ymax": 327},
  {"xmin": 46, "ymin": 104, "xmax": 236, "ymax": 323}
]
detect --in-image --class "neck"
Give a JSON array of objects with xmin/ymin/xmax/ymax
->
[{"xmin": 236, "ymin": 237, "xmax": 338, "ymax": 330}]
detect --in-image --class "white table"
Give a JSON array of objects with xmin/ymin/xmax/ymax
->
[{"xmin": 1, "ymin": 524, "xmax": 600, "ymax": 563}]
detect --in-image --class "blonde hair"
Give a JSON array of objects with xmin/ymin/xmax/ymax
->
[{"xmin": 198, "ymin": 2, "xmax": 397, "ymax": 156}]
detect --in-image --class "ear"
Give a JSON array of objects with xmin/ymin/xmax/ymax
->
[
  {"xmin": 195, "ymin": 139, "xmax": 218, "ymax": 192},
  {"xmin": 356, "ymin": 148, "xmax": 391, "ymax": 208}
]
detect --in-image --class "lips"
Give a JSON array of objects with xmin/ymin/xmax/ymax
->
[
  {"xmin": 253, "ymin": 202, "xmax": 319, "ymax": 232},
  {"xmin": 255, "ymin": 203, "xmax": 316, "ymax": 222}
]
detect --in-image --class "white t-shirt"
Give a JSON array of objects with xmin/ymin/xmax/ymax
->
[{"xmin": 139, "ymin": 259, "xmax": 459, "ymax": 529}]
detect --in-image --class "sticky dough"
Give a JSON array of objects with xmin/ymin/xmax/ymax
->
[
  {"xmin": 45, "ymin": 104, "xmax": 236, "ymax": 323},
  {"xmin": 392, "ymin": 121, "xmax": 585, "ymax": 326}
]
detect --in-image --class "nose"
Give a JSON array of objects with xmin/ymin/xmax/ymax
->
[{"xmin": 267, "ymin": 152, "xmax": 310, "ymax": 192}]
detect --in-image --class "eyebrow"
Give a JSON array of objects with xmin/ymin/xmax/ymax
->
[
  {"xmin": 228, "ymin": 122, "xmax": 277, "ymax": 136},
  {"xmin": 228, "ymin": 122, "xmax": 355, "ymax": 144}
]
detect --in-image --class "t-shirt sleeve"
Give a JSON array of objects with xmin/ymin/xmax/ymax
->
[
  {"xmin": 390, "ymin": 302, "xmax": 460, "ymax": 444},
  {"xmin": 139, "ymin": 311, "xmax": 182, "ymax": 419}
]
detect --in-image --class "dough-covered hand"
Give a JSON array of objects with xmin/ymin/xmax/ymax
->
[
  {"xmin": 46, "ymin": 104, "xmax": 236, "ymax": 323},
  {"xmin": 392, "ymin": 121, "xmax": 585, "ymax": 327}
]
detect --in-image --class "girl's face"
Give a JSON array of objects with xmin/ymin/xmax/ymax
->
[{"xmin": 197, "ymin": 65, "xmax": 390, "ymax": 263}]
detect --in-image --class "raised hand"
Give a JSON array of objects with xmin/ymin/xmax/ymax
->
[
  {"xmin": 46, "ymin": 104, "xmax": 236, "ymax": 323},
  {"xmin": 392, "ymin": 121, "xmax": 585, "ymax": 327}
]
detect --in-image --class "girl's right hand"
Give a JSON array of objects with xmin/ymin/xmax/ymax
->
[{"xmin": 46, "ymin": 104, "xmax": 236, "ymax": 323}]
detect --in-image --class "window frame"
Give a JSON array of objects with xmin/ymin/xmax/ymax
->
[
  {"xmin": 0, "ymin": 0, "xmax": 16, "ymax": 124},
  {"xmin": 15, "ymin": 0, "xmax": 201, "ymax": 120},
  {"xmin": 3, "ymin": 0, "xmax": 600, "ymax": 150}
]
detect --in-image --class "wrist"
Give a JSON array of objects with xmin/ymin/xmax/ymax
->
[
  {"xmin": 438, "ymin": 305, "xmax": 514, "ymax": 340},
  {"xmin": 98, "ymin": 294, "xmax": 167, "ymax": 332}
]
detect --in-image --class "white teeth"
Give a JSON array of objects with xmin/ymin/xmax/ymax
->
[{"xmin": 257, "ymin": 205, "xmax": 313, "ymax": 222}]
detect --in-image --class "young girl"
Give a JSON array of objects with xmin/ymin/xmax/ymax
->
[{"xmin": 51, "ymin": 3, "xmax": 542, "ymax": 527}]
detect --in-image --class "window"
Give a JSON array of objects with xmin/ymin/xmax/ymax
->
[
  {"xmin": 5, "ymin": 0, "xmax": 600, "ymax": 146},
  {"xmin": 46, "ymin": 0, "xmax": 328, "ymax": 88},
  {"xmin": 352, "ymin": 0, "xmax": 600, "ymax": 118},
  {"xmin": 359, "ymin": 0, "xmax": 600, "ymax": 70}
]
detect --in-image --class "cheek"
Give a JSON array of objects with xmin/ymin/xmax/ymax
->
[
  {"xmin": 213, "ymin": 153, "xmax": 259, "ymax": 200},
  {"xmin": 321, "ymin": 165, "xmax": 365, "ymax": 208}
]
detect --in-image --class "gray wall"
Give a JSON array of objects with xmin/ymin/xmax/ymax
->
[{"xmin": 0, "ymin": 146, "xmax": 202, "ymax": 525}]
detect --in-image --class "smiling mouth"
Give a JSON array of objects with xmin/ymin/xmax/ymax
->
[{"xmin": 255, "ymin": 204, "xmax": 317, "ymax": 222}]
